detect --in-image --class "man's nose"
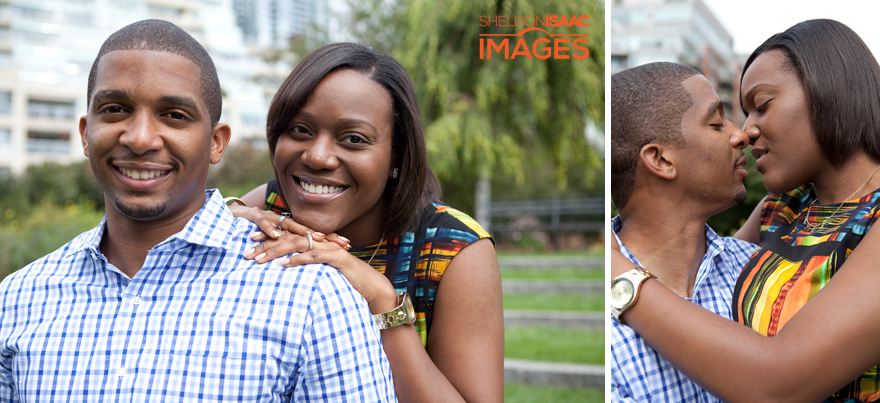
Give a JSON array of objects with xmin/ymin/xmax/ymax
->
[{"xmin": 119, "ymin": 111, "xmax": 163, "ymax": 154}]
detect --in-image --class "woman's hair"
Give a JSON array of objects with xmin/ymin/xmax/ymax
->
[
  {"xmin": 741, "ymin": 19, "xmax": 880, "ymax": 167},
  {"xmin": 267, "ymin": 42, "xmax": 441, "ymax": 237}
]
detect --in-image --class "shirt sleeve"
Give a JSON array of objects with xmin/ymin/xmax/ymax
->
[
  {"xmin": 610, "ymin": 380, "xmax": 639, "ymax": 403},
  {"xmin": 293, "ymin": 265, "xmax": 396, "ymax": 402}
]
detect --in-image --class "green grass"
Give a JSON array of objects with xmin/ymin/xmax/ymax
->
[
  {"xmin": 505, "ymin": 327, "xmax": 603, "ymax": 364},
  {"xmin": 503, "ymin": 293, "xmax": 604, "ymax": 312},
  {"xmin": 497, "ymin": 250, "xmax": 603, "ymax": 257},
  {"xmin": 504, "ymin": 383, "xmax": 604, "ymax": 403},
  {"xmin": 501, "ymin": 267, "xmax": 604, "ymax": 280}
]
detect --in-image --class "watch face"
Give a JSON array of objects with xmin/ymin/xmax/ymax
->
[{"xmin": 611, "ymin": 278, "xmax": 635, "ymax": 309}]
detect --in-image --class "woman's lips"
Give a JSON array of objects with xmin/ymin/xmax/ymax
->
[{"xmin": 292, "ymin": 176, "xmax": 348, "ymax": 202}]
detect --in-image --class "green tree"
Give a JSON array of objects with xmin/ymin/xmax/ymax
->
[{"xmin": 346, "ymin": 0, "xmax": 604, "ymax": 218}]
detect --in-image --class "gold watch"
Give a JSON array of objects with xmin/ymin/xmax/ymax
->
[
  {"xmin": 610, "ymin": 267, "xmax": 656, "ymax": 325},
  {"xmin": 372, "ymin": 292, "xmax": 415, "ymax": 329}
]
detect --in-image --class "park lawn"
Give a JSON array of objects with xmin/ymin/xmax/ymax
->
[
  {"xmin": 501, "ymin": 267, "xmax": 603, "ymax": 280},
  {"xmin": 503, "ymin": 292, "xmax": 604, "ymax": 311},
  {"xmin": 504, "ymin": 327, "xmax": 603, "ymax": 364},
  {"xmin": 497, "ymin": 250, "xmax": 603, "ymax": 258},
  {"xmin": 504, "ymin": 383, "xmax": 604, "ymax": 403}
]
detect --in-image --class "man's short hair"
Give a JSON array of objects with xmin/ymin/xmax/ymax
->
[
  {"xmin": 86, "ymin": 19, "xmax": 222, "ymax": 127},
  {"xmin": 611, "ymin": 62, "xmax": 701, "ymax": 209}
]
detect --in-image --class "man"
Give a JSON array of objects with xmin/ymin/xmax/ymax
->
[
  {"xmin": 0, "ymin": 20, "xmax": 395, "ymax": 402},
  {"xmin": 610, "ymin": 62, "xmax": 757, "ymax": 402}
]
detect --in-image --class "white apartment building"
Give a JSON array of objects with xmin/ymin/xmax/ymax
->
[
  {"xmin": 609, "ymin": 0, "xmax": 745, "ymax": 125},
  {"xmin": 232, "ymin": 0, "xmax": 329, "ymax": 49},
  {"xmin": 0, "ymin": 0, "xmax": 280, "ymax": 177}
]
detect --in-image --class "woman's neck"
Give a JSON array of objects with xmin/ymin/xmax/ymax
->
[{"xmin": 812, "ymin": 152, "xmax": 880, "ymax": 205}]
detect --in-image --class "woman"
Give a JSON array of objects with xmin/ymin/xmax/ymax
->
[
  {"xmin": 228, "ymin": 43, "xmax": 504, "ymax": 402},
  {"xmin": 612, "ymin": 19, "xmax": 880, "ymax": 402}
]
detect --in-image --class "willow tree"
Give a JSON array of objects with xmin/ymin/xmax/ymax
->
[{"xmin": 346, "ymin": 0, "xmax": 604, "ymax": 225}]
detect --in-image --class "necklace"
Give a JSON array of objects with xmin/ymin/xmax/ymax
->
[
  {"xmin": 803, "ymin": 163, "xmax": 880, "ymax": 232},
  {"xmin": 367, "ymin": 233, "xmax": 385, "ymax": 265}
]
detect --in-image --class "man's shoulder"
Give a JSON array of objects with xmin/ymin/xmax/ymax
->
[{"xmin": 0, "ymin": 226, "xmax": 99, "ymax": 290}]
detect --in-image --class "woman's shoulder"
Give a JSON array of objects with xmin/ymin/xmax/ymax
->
[{"xmin": 415, "ymin": 201, "xmax": 492, "ymax": 242}]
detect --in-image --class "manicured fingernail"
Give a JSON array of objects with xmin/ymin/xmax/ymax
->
[
  {"xmin": 255, "ymin": 252, "xmax": 266, "ymax": 262},
  {"xmin": 279, "ymin": 258, "xmax": 290, "ymax": 266},
  {"xmin": 250, "ymin": 231, "xmax": 262, "ymax": 239},
  {"xmin": 272, "ymin": 231, "xmax": 280, "ymax": 238},
  {"xmin": 338, "ymin": 236, "xmax": 350, "ymax": 243},
  {"xmin": 314, "ymin": 232, "xmax": 325, "ymax": 238},
  {"xmin": 344, "ymin": 244, "xmax": 351, "ymax": 250},
  {"xmin": 244, "ymin": 248, "xmax": 255, "ymax": 257}
]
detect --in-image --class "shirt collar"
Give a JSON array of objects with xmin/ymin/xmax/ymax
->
[
  {"xmin": 63, "ymin": 189, "xmax": 237, "ymax": 259},
  {"xmin": 611, "ymin": 215, "xmax": 725, "ymax": 299}
]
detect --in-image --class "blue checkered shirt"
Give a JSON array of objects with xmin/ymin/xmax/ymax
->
[
  {"xmin": 610, "ymin": 216, "xmax": 756, "ymax": 402},
  {"xmin": 0, "ymin": 190, "xmax": 396, "ymax": 402}
]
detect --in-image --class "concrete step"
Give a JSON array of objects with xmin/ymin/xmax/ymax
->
[
  {"xmin": 498, "ymin": 255, "xmax": 603, "ymax": 269},
  {"xmin": 504, "ymin": 358, "xmax": 604, "ymax": 389},
  {"xmin": 504, "ymin": 310, "xmax": 604, "ymax": 330},
  {"xmin": 502, "ymin": 279, "xmax": 603, "ymax": 294}
]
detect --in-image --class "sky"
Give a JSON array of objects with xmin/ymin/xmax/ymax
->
[{"xmin": 701, "ymin": 0, "xmax": 880, "ymax": 56}]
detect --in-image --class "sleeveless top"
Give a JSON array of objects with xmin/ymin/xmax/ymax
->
[
  {"xmin": 732, "ymin": 184, "xmax": 880, "ymax": 402},
  {"xmin": 264, "ymin": 179, "xmax": 493, "ymax": 347}
]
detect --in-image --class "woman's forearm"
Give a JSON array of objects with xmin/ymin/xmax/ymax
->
[
  {"xmin": 616, "ymin": 240, "xmax": 880, "ymax": 403},
  {"xmin": 379, "ymin": 326, "xmax": 470, "ymax": 402}
]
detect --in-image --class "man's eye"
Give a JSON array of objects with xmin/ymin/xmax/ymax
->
[
  {"xmin": 168, "ymin": 112, "xmax": 188, "ymax": 121},
  {"xmin": 101, "ymin": 106, "xmax": 123, "ymax": 113}
]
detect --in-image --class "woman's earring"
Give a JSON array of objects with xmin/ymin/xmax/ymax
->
[{"xmin": 392, "ymin": 168, "xmax": 399, "ymax": 179}]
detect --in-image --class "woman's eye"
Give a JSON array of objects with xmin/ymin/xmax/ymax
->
[
  {"xmin": 342, "ymin": 134, "xmax": 367, "ymax": 144},
  {"xmin": 756, "ymin": 100, "xmax": 770, "ymax": 113},
  {"xmin": 289, "ymin": 125, "xmax": 310, "ymax": 135}
]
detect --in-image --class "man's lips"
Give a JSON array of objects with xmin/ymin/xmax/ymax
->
[
  {"xmin": 111, "ymin": 158, "xmax": 175, "ymax": 183},
  {"xmin": 735, "ymin": 153, "xmax": 748, "ymax": 180}
]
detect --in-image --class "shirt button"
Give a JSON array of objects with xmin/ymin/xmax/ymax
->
[
  {"xmin": 90, "ymin": 252, "xmax": 98, "ymax": 260},
  {"xmin": 116, "ymin": 367, "xmax": 125, "ymax": 378},
  {"xmin": 131, "ymin": 296, "xmax": 141, "ymax": 307}
]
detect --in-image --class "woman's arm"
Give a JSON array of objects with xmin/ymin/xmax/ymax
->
[
  {"xmin": 732, "ymin": 195, "xmax": 766, "ymax": 243},
  {"xmin": 282, "ymin": 238, "xmax": 503, "ymax": 402},
  {"xmin": 611, "ymin": 225, "xmax": 880, "ymax": 402}
]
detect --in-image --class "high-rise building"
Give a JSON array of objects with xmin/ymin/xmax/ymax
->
[
  {"xmin": 609, "ymin": 0, "xmax": 745, "ymax": 125},
  {"xmin": 232, "ymin": 0, "xmax": 329, "ymax": 49},
  {"xmin": 0, "ymin": 0, "xmax": 273, "ymax": 177}
]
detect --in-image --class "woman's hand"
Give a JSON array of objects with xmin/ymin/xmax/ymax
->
[{"xmin": 229, "ymin": 205, "xmax": 350, "ymax": 247}]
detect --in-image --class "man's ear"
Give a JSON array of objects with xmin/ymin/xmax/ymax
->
[
  {"xmin": 78, "ymin": 116, "xmax": 89, "ymax": 157},
  {"xmin": 209, "ymin": 123, "xmax": 231, "ymax": 164},
  {"xmin": 639, "ymin": 143, "xmax": 677, "ymax": 180}
]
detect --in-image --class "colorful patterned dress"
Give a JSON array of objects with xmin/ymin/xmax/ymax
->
[
  {"xmin": 732, "ymin": 184, "xmax": 880, "ymax": 402},
  {"xmin": 264, "ymin": 179, "xmax": 492, "ymax": 347}
]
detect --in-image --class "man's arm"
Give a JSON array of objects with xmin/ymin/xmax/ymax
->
[{"xmin": 293, "ymin": 266, "xmax": 396, "ymax": 402}]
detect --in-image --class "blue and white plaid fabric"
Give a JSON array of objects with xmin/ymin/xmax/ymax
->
[
  {"xmin": 0, "ymin": 190, "xmax": 396, "ymax": 402},
  {"xmin": 610, "ymin": 216, "xmax": 756, "ymax": 402}
]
